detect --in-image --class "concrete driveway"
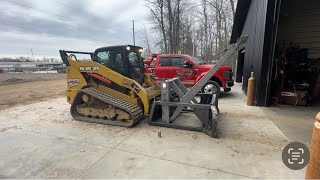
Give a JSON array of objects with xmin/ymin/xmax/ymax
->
[{"xmin": 0, "ymin": 84, "xmax": 306, "ymax": 178}]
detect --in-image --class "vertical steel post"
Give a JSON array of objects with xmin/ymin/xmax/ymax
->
[{"xmin": 161, "ymin": 81, "xmax": 172, "ymax": 122}]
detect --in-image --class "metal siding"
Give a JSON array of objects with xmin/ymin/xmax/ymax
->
[
  {"xmin": 277, "ymin": 0, "xmax": 320, "ymax": 58},
  {"xmin": 240, "ymin": 0, "xmax": 268, "ymax": 101}
]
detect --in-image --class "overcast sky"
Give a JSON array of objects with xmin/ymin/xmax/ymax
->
[{"xmin": 0, "ymin": 0, "xmax": 151, "ymax": 58}]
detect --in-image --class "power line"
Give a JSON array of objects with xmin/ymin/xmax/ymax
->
[
  {"xmin": 1, "ymin": 2, "xmax": 134, "ymax": 45},
  {"xmin": 0, "ymin": 11, "xmax": 124, "ymax": 46},
  {"xmin": 0, "ymin": 18, "xmax": 80, "ymax": 39},
  {"xmin": 4, "ymin": 1, "xmax": 127, "ymax": 41},
  {"xmin": 53, "ymin": 0, "xmax": 73, "ymax": 8},
  {"xmin": 0, "ymin": 8, "xmax": 124, "ymax": 40},
  {"xmin": 4, "ymin": 0, "xmax": 67, "ymax": 19},
  {"xmin": 1, "ymin": 21, "xmax": 108, "ymax": 49},
  {"xmin": 0, "ymin": 8, "xmax": 66, "ymax": 24},
  {"xmin": 53, "ymin": 0, "xmax": 68, "ymax": 6}
]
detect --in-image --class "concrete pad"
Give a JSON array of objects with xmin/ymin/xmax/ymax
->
[
  {"xmin": 0, "ymin": 124, "xmax": 110, "ymax": 178},
  {"xmin": 0, "ymin": 98, "xmax": 135, "ymax": 148},
  {"xmin": 261, "ymin": 105, "xmax": 319, "ymax": 145},
  {"xmin": 79, "ymin": 149, "xmax": 246, "ymax": 179},
  {"xmin": 116, "ymin": 84, "xmax": 305, "ymax": 179},
  {"xmin": 0, "ymin": 83, "xmax": 308, "ymax": 178},
  {"xmin": 116, "ymin": 124, "xmax": 304, "ymax": 179}
]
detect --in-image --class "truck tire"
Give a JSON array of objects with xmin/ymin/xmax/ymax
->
[{"xmin": 202, "ymin": 80, "xmax": 221, "ymax": 95}]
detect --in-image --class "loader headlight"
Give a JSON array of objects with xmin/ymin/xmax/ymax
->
[
  {"xmin": 131, "ymin": 83, "xmax": 140, "ymax": 93},
  {"xmin": 126, "ymin": 46, "xmax": 131, "ymax": 51},
  {"xmin": 139, "ymin": 48, "xmax": 143, "ymax": 53}
]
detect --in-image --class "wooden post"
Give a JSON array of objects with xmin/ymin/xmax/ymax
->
[
  {"xmin": 246, "ymin": 72, "xmax": 256, "ymax": 106},
  {"xmin": 305, "ymin": 113, "xmax": 320, "ymax": 179}
]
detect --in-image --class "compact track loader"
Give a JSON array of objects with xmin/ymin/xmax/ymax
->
[
  {"xmin": 60, "ymin": 45, "xmax": 161, "ymax": 127},
  {"xmin": 59, "ymin": 36, "xmax": 247, "ymax": 137}
]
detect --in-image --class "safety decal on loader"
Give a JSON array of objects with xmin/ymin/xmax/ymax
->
[
  {"xmin": 80, "ymin": 66, "xmax": 100, "ymax": 71},
  {"xmin": 68, "ymin": 78, "xmax": 79, "ymax": 87}
]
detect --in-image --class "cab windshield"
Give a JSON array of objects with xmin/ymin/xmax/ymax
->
[
  {"xmin": 187, "ymin": 55, "xmax": 204, "ymax": 64},
  {"xmin": 94, "ymin": 46, "xmax": 145, "ymax": 84}
]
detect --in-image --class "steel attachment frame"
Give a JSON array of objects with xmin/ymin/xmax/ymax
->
[{"xmin": 148, "ymin": 36, "xmax": 248, "ymax": 138}]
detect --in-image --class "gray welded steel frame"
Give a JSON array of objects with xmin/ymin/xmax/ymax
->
[
  {"xmin": 169, "ymin": 36, "xmax": 248, "ymax": 121},
  {"xmin": 148, "ymin": 36, "xmax": 248, "ymax": 138},
  {"xmin": 160, "ymin": 78, "xmax": 208, "ymax": 123},
  {"xmin": 149, "ymin": 78, "xmax": 219, "ymax": 137}
]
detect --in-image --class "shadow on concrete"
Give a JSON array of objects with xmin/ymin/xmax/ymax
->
[
  {"xmin": 261, "ymin": 102, "xmax": 320, "ymax": 145},
  {"xmin": 219, "ymin": 92, "xmax": 237, "ymax": 99}
]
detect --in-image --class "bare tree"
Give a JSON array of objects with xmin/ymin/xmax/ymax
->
[
  {"xmin": 146, "ymin": 0, "xmax": 168, "ymax": 53},
  {"xmin": 146, "ymin": 0, "xmax": 236, "ymax": 61},
  {"xmin": 229, "ymin": 0, "xmax": 235, "ymax": 18},
  {"xmin": 140, "ymin": 26, "xmax": 152, "ymax": 57}
]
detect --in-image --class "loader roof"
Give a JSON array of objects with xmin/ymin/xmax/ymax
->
[{"xmin": 94, "ymin": 45, "xmax": 143, "ymax": 53}]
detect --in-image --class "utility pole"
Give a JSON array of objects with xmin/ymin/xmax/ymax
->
[
  {"xmin": 132, "ymin": 20, "xmax": 135, "ymax": 46},
  {"xmin": 30, "ymin": 48, "xmax": 35, "ymax": 67}
]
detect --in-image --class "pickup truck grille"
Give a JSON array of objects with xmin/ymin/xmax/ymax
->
[{"xmin": 224, "ymin": 70, "xmax": 233, "ymax": 80}]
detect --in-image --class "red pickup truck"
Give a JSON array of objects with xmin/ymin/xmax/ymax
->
[{"xmin": 144, "ymin": 54, "xmax": 234, "ymax": 94}]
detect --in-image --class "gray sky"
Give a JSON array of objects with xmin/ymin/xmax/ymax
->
[{"xmin": 0, "ymin": 0, "xmax": 151, "ymax": 58}]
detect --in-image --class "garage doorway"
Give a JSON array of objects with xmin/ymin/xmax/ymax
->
[{"xmin": 270, "ymin": 0, "xmax": 320, "ymax": 107}]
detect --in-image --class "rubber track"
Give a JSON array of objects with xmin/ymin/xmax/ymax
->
[{"xmin": 70, "ymin": 88, "xmax": 144, "ymax": 127}]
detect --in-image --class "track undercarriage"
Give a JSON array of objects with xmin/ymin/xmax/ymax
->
[{"xmin": 70, "ymin": 88, "xmax": 144, "ymax": 127}]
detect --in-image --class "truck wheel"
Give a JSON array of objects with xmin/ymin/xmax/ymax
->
[{"xmin": 202, "ymin": 81, "xmax": 221, "ymax": 95}]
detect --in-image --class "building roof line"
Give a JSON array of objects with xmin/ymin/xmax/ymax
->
[{"xmin": 230, "ymin": 0, "xmax": 252, "ymax": 44}]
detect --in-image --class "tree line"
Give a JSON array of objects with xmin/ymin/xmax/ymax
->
[
  {"xmin": 145, "ymin": 0, "xmax": 235, "ymax": 63},
  {"xmin": 0, "ymin": 57, "xmax": 61, "ymax": 63}
]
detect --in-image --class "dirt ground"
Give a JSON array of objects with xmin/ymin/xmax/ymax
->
[
  {"xmin": 0, "ymin": 73, "xmax": 66, "ymax": 110},
  {"xmin": 0, "ymin": 73, "xmax": 66, "ymax": 85}
]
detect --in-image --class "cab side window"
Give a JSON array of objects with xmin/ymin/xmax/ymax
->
[
  {"xmin": 172, "ymin": 57, "xmax": 185, "ymax": 67},
  {"xmin": 128, "ymin": 52, "xmax": 139, "ymax": 66},
  {"xmin": 97, "ymin": 51, "xmax": 110, "ymax": 65},
  {"xmin": 159, "ymin": 57, "xmax": 171, "ymax": 66}
]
